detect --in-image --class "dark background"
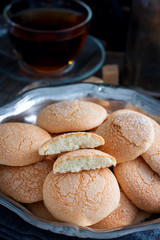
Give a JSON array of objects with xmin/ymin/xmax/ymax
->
[
  {"xmin": 83, "ymin": 0, "xmax": 132, "ymax": 51},
  {"xmin": 0, "ymin": 0, "xmax": 132, "ymax": 52}
]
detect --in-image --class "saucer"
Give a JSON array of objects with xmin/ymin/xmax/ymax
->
[{"xmin": 0, "ymin": 34, "xmax": 105, "ymax": 84}]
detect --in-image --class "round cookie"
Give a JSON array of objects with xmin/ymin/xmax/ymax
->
[
  {"xmin": 36, "ymin": 100, "xmax": 107, "ymax": 133},
  {"xmin": 0, "ymin": 159, "xmax": 53, "ymax": 203},
  {"xmin": 53, "ymin": 149, "xmax": 116, "ymax": 174},
  {"xmin": 0, "ymin": 122, "xmax": 51, "ymax": 166},
  {"xmin": 39, "ymin": 132, "xmax": 105, "ymax": 155},
  {"xmin": 114, "ymin": 156, "xmax": 160, "ymax": 212},
  {"xmin": 43, "ymin": 168, "xmax": 120, "ymax": 226},
  {"xmin": 26, "ymin": 201, "xmax": 58, "ymax": 222},
  {"xmin": 96, "ymin": 110, "xmax": 155, "ymax": 163},
  {"xmin": 91, "ymin": 189, "xmax": 138, "ymax": 229},
  {"xmin": 142, "ymin": 119, "xmax": 160, "ymax": 175}
]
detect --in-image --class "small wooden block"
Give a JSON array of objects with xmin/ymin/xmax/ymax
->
[
  {"xmin": 102, "ymin": 64, "xmax": 119, "ymax": 85},
  {"xmin": 83, "ymin": 76, "xmax": 104, "ymax": 84}
]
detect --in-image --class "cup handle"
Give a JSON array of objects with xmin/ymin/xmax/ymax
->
[{"xmin": 0, "ymin": 15, "xmax": 8, "ymax": 38}]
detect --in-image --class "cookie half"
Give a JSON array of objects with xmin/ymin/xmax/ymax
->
[
  {"xmin": 39, "ymin": 132, "xmax": 105, "ymax": 155},
  {"xmin": 53, "ymin": 149, "xmax": 116, "ymax": 173}
]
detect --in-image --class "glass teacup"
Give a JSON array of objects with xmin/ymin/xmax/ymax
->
[{"xmin": 4, "ymin": 0, "xmax": 92, "ymax": 75}]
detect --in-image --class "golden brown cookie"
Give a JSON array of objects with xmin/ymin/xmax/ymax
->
[
  {"xmin": 53, "ymin": 149, "xmax": 116, "ymax": 173},
  {"xmin": 91, "ymin": 189, "xmax": 138, "ymax": 229},
  {"xmin": 114, "ymin": 156, "xmax": 160, "ymax": 212},
  {"xmin": 43, "ymin": 168, "xmax": 120, "ymax": 226},
  {"xmin": 0, "ymin": 160, "xmax": 53, "ymax": 203},
  {"xmin": 96, "ymin": 110, "xmax": 155, "ymax": 163},
  {"xmin": 142, "ymin": 120, "xmax": 160, "ymax": 175},
  {"xmin": 36, "ymin": 100, "xmax": 107, "ymax": 133},
  {"xmin": 0, "ymin": 122, "xmax": 51, "ymax": 166},
  {"xmin": 39, "ymin": 132, "xmax": 105, "ymax": 155}
]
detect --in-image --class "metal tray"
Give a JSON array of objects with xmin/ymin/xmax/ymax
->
[{"xmin": 0, "ymin": 83, "xmax": 160, "ymax": 239}]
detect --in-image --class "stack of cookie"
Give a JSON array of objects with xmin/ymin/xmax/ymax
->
[{"xmin": 0, "ymin": 100, "xmax": 159, "ymax": 229}]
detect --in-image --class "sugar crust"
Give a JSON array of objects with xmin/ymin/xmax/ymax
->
[
  {"xmin": 114, "ymin": 156, "xmax": 160, "ymax": 212},
  {"xmin": 91, "ymin": 189, "xmax": 138, "ymax": 229},
  {"xmin": 0, "ymin": 122, "xmax": 51, "ymax": 166},
  {"xmin": 96, "ymin": 110, "xmax": 155, "ymax": 163},
  {"xmin": 142, "ymin": 119, "xmax": 160, "ymax": 175},
  {"xmin": 36, "ymin": 100, "xmax": 107, "ymax": 133},
  {"xmin": 0, "ymin": 160, "xmax": 53, "ymax": 203},
  {"xmin": 43, "ymin": 168, "xmax": 120, "ymax": 226}
]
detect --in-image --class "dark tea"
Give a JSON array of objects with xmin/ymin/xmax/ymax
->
[{"xmin": 4, "ymin": 0, "xmax": 92, "ymax": 74}]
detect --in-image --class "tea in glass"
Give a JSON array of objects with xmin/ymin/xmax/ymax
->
[{"xmin": 4, "ymin": 0, "xmax": 92, "ymax": 74}]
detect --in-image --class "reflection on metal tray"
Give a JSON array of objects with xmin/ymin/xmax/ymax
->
[{"xmin": 0, "ymin": 83, "xmax": 160, "ymax": 239}]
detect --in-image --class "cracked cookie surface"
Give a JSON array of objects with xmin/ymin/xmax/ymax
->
[
  {"xmin": 91, "ymin": 189, "xmax": 138, "ymax": 229},
  {"xmin": 43, "ymin": 167, "xmax": 120, "ymax": 226},
  {"xmin": 142, "ymin": 119, "xmax": 160, "ymax": 176},
  {"xmin": 36, "ymin": 100, "xmax": 107, "ymax": 133},
  {"xmin": 0, "ymin": 159, "xmax": 53, "ymax": 203},
  {"xmin": 96, "ymin": 110, "xmax": 155, "ymax": 163},
  {"xmin": 114, "ymin": 156, "xmax": 160, "ymax": 212},
  {"xmin": 0, "ymin": 122, "xmax": 51, "ymax": 166}
]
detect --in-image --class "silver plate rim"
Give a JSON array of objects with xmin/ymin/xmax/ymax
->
[{"xmin": 0, "ymin": 83, "xmax": 160, "ymax": 239}]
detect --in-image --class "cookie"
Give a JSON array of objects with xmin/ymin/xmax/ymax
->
[
  {"xmin": 142, "ymin": 120, "xmax": 160, "ymax": 175},
  {"xmin": 36, "ymin": 100, "xmax": 107, "ymax": 133},
  {"xmin": 0, "ymin": 122, "xmax": 51, "ymax": 166},
  {"xmin": 96, "ymin": 110, "xmax": 155, "ymax": 163},
  {"xmin": 0, "ymin": 159, "xmax": 53, "ymax": 203},
  {"xmin": 114, "ymin": 156, "xmax": 160, "ymax": 212},
  {"xmin": 91, "ymin": 189, "xmax": 138, "ymax": 229},
  {"xmin": 53, "ymin": 149, "xmax": 116, "ymax": 173},
  {"xmin": 39, "ymin": 132, "xmax": 105, "ymax": 155},
  {"xmin": 43, "ymin": 168, "xmax": 120, "ymax": 226}
]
